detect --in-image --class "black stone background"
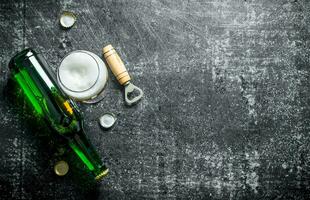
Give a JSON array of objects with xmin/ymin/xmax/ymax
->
[{"xmin": 1, "ymin": 0, "xmax": 310, "ymax": 199}]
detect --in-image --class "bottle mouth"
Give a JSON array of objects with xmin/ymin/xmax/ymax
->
[{"xmin": 95, "ymin": 168, "xmax": 109, "ymax": 181}]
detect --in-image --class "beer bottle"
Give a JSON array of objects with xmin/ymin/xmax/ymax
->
[{"xmin": 9, "ymin": 48, "xmax": 108, "ymax": 180}]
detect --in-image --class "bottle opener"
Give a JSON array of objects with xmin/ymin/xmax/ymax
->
[{"xmin": 103, "ymin": 45, "xmax": 143, "ymax": 106}]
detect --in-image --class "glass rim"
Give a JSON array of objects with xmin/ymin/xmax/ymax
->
[{"xmin": 57, "ymin": 50, "xmax": 100, "ymax": 93}]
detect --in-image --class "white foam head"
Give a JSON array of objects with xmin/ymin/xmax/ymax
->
[{"xmin": 57, "ymin": 50, "xmax": 108, "ymax": 101}]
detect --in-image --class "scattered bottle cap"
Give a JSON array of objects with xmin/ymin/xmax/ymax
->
[
  {"xmin": 99, "ymin": 113, "xmax": 117, "ymax": 129},
  {"xmin": 59, "ymin": 11, "xmax": 76, "ymax": 29},
  {"xmin": 102, "ymin": 44, "xmax": 143, "ymax": 106},
  {"xmin": 57, "ymin": 50, "xmax": 108, "ymax": 103},
  {"xmin": 54, "ymin": 160, "xmax": 69, "ymax": 176}
]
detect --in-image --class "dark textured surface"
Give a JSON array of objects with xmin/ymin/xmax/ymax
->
[{"xmin": 1, "ymin": 0, "xmax": 310, "ymax": 199}]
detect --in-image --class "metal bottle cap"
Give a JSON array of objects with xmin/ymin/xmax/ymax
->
[
  {"xmin": 59, "ymin": 11, "xmax": 76, "ymax": 29},
  {"xmin": 54, "ymin": 160, "xmax": 69, "ymax": 176},
  {"xmin": 99, "ymin": 113, "xmax": 116, "ymax": 129}
]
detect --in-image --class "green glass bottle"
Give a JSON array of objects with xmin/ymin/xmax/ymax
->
[{"xmin": 9, "ymin": 48, "xmax": 108, "ymax": 180}]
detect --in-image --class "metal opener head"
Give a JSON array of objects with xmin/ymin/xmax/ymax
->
[{"xmin": 124, "ymin": 82, "xmax": 143, "ymax": 106}]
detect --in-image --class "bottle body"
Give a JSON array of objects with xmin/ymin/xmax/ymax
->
[{"xmin": 9, "ymin": 48, "xmax": 108, "ymax": 180}]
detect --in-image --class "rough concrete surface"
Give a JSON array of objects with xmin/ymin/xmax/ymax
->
[{"xmin": 1, "ymin": 0, "xmax": 310, "ymax": 199}]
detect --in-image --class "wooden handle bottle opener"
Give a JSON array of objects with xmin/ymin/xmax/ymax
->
[{"xmin": 103, "ymin": 45, "xmax": 143, "ymax": 106}]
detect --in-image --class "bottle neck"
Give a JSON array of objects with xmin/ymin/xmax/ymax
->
[{"xmin": 68, "ymin": 129, "xmax": 107, "ymax": 178}]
